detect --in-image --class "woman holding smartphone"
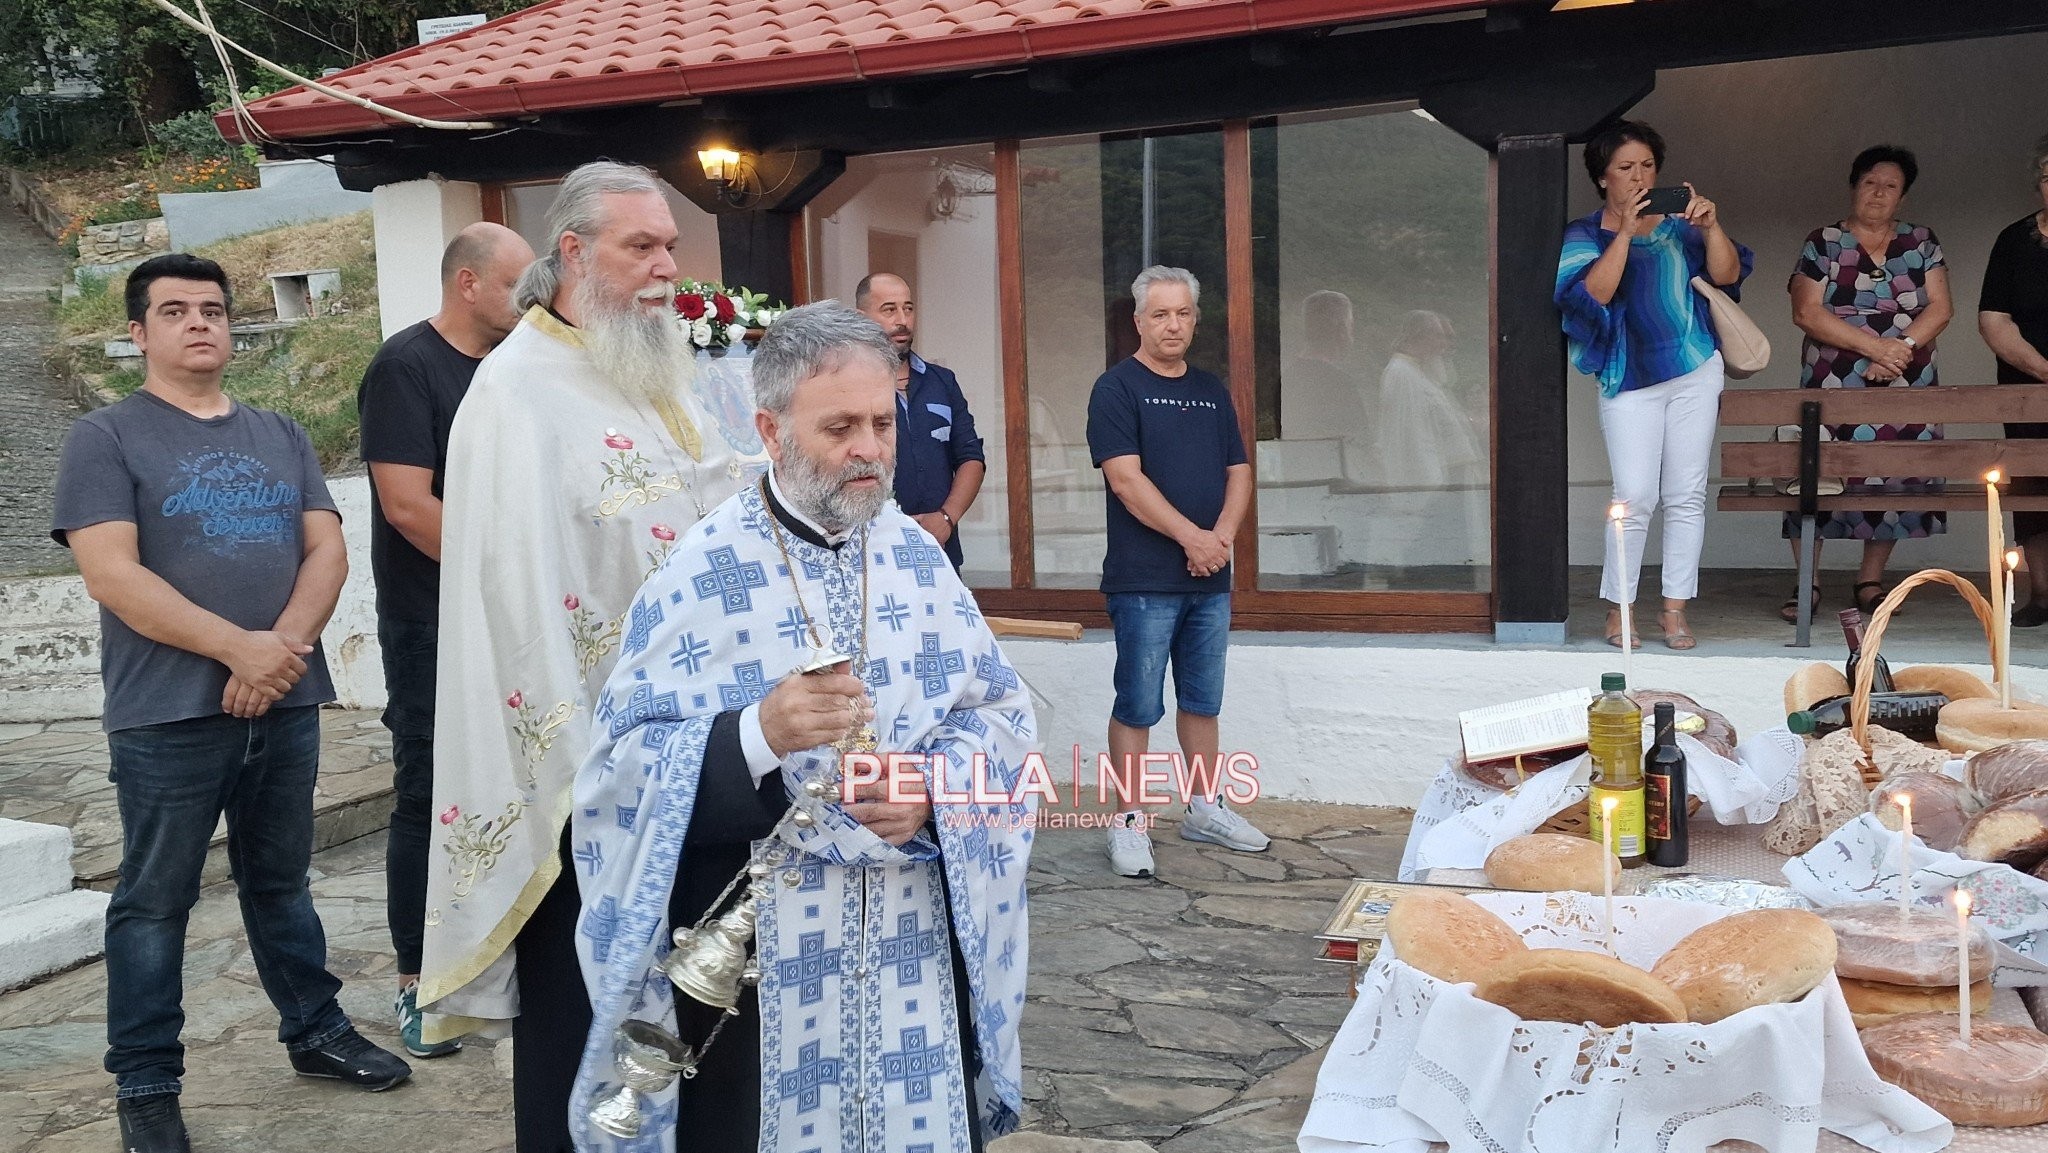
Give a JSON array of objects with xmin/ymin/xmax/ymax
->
[
  {"xmin": 1781, "ymin": 145, "xmax": 1951, "ymax": 620},
  {"xmin": 1556, "ymin": 120, "xmax": 1751, "ymax": 650}
]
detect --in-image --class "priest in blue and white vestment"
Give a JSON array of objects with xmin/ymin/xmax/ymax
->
[{"xmin": 569, "ymin": 303, "xmax": 1035, "ymax": 1153}]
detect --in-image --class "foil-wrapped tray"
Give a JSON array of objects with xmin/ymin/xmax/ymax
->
[{"xmin": 1639, "ymin": 875, "xmax": 1815, "ymax": 910}]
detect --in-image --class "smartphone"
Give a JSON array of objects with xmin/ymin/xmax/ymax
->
[{"xmin": 1641, "ymin": 185, "xmax": 1692, "ymax": 215}]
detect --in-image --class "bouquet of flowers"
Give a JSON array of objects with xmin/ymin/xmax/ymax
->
[{"xmin": 673, "ymin": 279, "xmax": 784, "ymax": 350}]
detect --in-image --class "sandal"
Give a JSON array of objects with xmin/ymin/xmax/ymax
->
[
  {"xmin": 1852, "ymin": 581, "xmax": 1888, "ymax": 615},
  {"xmin": 1659, "ymin": 608, "xmax": 1697, "ymax": 650},
  {"xmin": 1779, "ymin": 584, "xmax": 1820, "ymax": 624},
  {"xmin": 1604, "ymin": 608, "xmax": 1642, "ymax": 649}
]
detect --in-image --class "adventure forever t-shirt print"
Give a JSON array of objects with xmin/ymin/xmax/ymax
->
[{"xmin": 161, "ymin": 448, "xmax": 304, "ymax": 552}]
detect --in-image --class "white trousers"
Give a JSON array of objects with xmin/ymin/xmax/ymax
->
[{"xmin": 1597, "ymin": 352, "xmax": 1725, "ymax": 602}]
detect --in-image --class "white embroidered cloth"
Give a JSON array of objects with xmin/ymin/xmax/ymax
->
[{"xmin": 1299, "ymin": 893, "xmax": 1951, "ymax": 1153}]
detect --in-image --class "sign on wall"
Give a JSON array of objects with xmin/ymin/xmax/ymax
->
[{"xmin": 417, "ymin": 14, "xmax": 488, "ymax": 44}]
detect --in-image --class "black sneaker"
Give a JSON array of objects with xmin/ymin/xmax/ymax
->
[
  {"xmin": 116, "ymin": 1094, "xmax": 191, "ymax": 1153},
  {"xmin": 288, "ymin": 1027, "xmax": 413, "ymax": 1091}
]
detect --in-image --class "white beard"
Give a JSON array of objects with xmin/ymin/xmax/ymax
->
[
  {"xmin": 778, "ymin": 429, "xmax": 893, "ymax": 535},
  {"xmin": 574, "ymin": 274, "xmax": 684, "ymax": 406}
]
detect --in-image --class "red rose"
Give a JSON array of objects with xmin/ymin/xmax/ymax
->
[
  {"xmin": 651, "ymin": 524, "xmax": 676, "ymax": 541},
  {"xmin": 506, "ymin": 691, "xmax": 524, "ymax": 709},
  {"xmin": 603, "ymin": 428, "xmax": 634, "ymax": 451},
  {"xmin": 712, "ymin": 294, "xmax": 737, "ymax": 323},
  {"xmin": 564, "ymin": 594, "xmax": 580, "ymax": 611},
  {"xmin": 439, "ymin": 805, "xmax": 460, "ymax": 825},
  {"xmin": 676, "ymin": 292, "xmax": 706, "ymax": 320}
]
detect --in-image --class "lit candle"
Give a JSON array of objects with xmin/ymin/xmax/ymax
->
[
  {"xmin": 1988, "ymin": 470, "xmax": 2006, "ymax": 650},
  {"xmin": 1896, "ymin": 793, "xmax": 1914, "ymax": 922},
  {"xmin": 1610, "ymin": 502, "xmax": 1632, "ymax": 686},
  {"xmin": 2004, "ymin": 550, "xmax": 2020, "ymax": 711},
  {"xmin": 1601, "ymin": 794, "xmax": 1618, "ymax": 955},
  {"xmin": 1956, "ymin": 888, "xmax": 1974, "ymax": 1048},
  {"xmin": 1514, "ymin": 754, "xmax": 1526, "ymax": 786}
]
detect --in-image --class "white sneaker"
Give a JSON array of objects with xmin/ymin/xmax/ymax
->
[
  {"xmin": 1179, "ymin": 804, "xmax": 1271, "ymax": 852},
  {"xmin": 1106, "ymin": 812, "xmax": 1155, "ymax": 877}
]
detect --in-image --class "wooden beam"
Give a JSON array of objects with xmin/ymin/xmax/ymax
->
[
  {"xmin": 1720, "ymin": 440, "xmax": 2048, "ymax": 478},
  {"xmin": 987, "ymin": 616, "xmax": 1084, "ymax": 641},
  {"xmin": 1718, "ymin": 383, "xmax": 2048, "ymax": 425},
  {"xmin": 787, "ymin": 213, "xmax": 811, "ymax": 305},
  {"xmin": 1717, "ymin": 486, "xmax": 2048, "ymax": 513},
  {"xmin": 479, "ymin": 183, "xmax": 506, "ymax": 225},
  {"xmin": 1223, "ymin": 119, "xmax": 1260, "ymax": 591},
  {"xmin": 972, "ymin": 586, "xmax": 1492, "ymax": 634},
  {"xmin": 995, "ymin": 139, "xmax": 1035, "ymax": 590}
]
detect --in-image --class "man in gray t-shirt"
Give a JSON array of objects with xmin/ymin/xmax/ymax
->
[{"xmin": 49, "ymin": 254, "xmax": 408, "ymax": 1153}]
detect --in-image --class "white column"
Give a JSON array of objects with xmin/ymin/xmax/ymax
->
[{"xmin": 371, "ymin": 177, "xmax": 482, "ymax": 339}]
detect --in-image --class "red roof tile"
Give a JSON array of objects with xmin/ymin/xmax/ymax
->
[{"xmin": 226, "ymin": 0, "xmax": 1486, "ymax": 141}]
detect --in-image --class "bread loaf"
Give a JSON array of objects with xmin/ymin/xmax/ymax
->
[
  {"xmin": 1956, "ymin": 788, "xmax": 2048, "ymax": 869},
  {"xmin": 1966, "ymin": 739, "xmax": 2048, "ymax": 803},
  {"xmin": 1386, "ymin": 890, "xmax": 1527, "ymax": 987},
  {"xmin": 1893, "ymin": 664, "xmax": 1996, "ymax": 702},
  {"xmin": 1484, "ymin": 833, "xmax": 1621, "ymax": 894},
  {"xmin": 1863, "ymin": 1015, "xmax": 2048, "ymax": 1126},
  {"xmin": 1785, "ymin": 663, "xmax": 1852, "ymax": 716},
  {"xmin": 1473, "ymin": 948, "xmax": 1687, "ymax": 1028},
  {"xmin": 1869, "ymin": 772, "xmax": 1978, "ymax": 854},
  {"xmin": 1629, "ymin": 689, "xmax": 1738, "ymax": 760},
  {"xmin": 1821, "ymin": 903, "xmax": 1994, "ymax": 986},
  {"xmin": 1840, "ymin": 977, "xmax": 1991, "ymax": 1030},
  {"xmin": 1937, "ymin": 697, "xmax": 2048, "ymax": 754},
  {"xmin": 1648, "ymin": 909, "xmax": 1836, "ymax": 1023}
]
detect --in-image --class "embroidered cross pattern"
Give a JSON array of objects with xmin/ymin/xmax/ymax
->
[
  {"xmin": 876, "ymin": 594, "xmax": 910, "ymax": 632},
  {"xmin": 974, "ymin": 651, "xmax": 1018, "ymax": 700},
  {"xmin": 912, "ymin": 633, "xmax": 967, "ymax": 700},
  {"xmin": 881, "ymin": 1025, "xmax": 948, "ymax": 1105},
  {"xmin": 778, "ymin": 1040, "xmax": 843, "ymax": 1112},
  {"xmin": 890, "ymin": 528, "xmax": 948, "ymax": 588},
  {"xmin": 580, "ymin": 895, "xmax": 619, "ymax": 963},
  {"xmin": 878, "ymin": 910, "xmax": 944, "ymax": 985},
  {"xmin": 606, "ymin": 681, "xmax": 680, "ymax": 739},
  {"xmin": 777, "ymin": 931, "xmax": 848, "ymax": 1006},
  {"xmin": 668, "ymin": 630, "xmax": 711, "ymax": 675},
  {"xmin": 951, "ymin": 592, "xmax": 981, "ymax": 629},
  {"xmin": 718, "ymin": 659, "xmax": 772, "ymax": 710},
  {"xmin": 691, "ymin": 544, "xmax": 769, "ymax": 615},
  {"xmin": 623, "ymin": 597, "xmax": 664, "ymax": 656}
]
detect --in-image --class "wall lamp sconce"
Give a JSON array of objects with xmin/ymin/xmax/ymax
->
[{"xmin": 697, "ymin": 146, "xmax": 757, "ymax": 207}]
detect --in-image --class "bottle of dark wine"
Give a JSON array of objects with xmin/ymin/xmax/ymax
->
[
  {"xmin": 1645, "ymin": 702, "xmax": 1689, "ymax": 867},
  {"xmin": 1787, "ymin": 690, "xmax": 1949, "ymax": 741},
  {"xmin": 1839, "ymin": 608, "xmax": 1895, "ymax": 694}
]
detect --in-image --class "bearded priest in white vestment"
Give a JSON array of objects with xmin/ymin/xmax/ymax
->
[
  {"xmin": 418, "ymin": 162, "xmax": 762, "ymax": 1149},
  {"xmin": 567, "ymin": 303, "xmax": 1034, "ymax": 1153}
]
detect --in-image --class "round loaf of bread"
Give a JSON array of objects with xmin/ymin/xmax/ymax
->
[
  {"xmin": 1385, "ymin": 890, "xmax": 1527, "ymax": 987},
  {"xmin": 1785, "ymin": 662, "xmax": 1852, "ymax": 716},
  {"xmin": 1870, "ymin": 772, "xmax": 1978, "ymax": 854},
  {"xmin": 1840, "ymin": 977, "xmax": 1991, "ymax": 1030},
  {"xmin": 1649, "ymin": 909, "xmax": 1837, "ymax": 1023},
  {"xmin": 1957, "ymin": 788, "xmax": 2048, "ymax": 869},
  {"xmin": 1474, "ymin": 948, "xmax": 1687, "ymax": 1028},
  {"xmin": 1821, "ymin": 903, "xmax": 1994, "ymax": 986},
  {"xmin": 1937, "ymin": 697, "xmax": 2048, "ymax": 754},
  {"xmin": 1629, "ymin": 689, "xmax": 1738, "ymax": 760},
  {"xmin": 1863, "ymin": 1015, "xmax": 2048, "ymax": 1126},
  {"xmin": 1484, "ymin": 833, "xmax": 1621, "ymax": 894},
  {"xmin": 1893, "ymin": 664, "xmax": 1996, "ymax": 703},
  {"xmin": 1967, "ymin": 739, "xmax": 2048, "ymax": 803}
]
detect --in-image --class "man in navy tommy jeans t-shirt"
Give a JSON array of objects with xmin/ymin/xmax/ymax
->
[{"xmin": 1086, "ymin": 265, "xmax": 1269, "ymax": 880}]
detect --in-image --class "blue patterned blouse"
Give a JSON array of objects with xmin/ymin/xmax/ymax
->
[{"xmin": 1555, "ymin": 211, "xmax": 1755, "ymax": 397}]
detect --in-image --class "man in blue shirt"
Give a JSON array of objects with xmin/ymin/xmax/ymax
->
[
  {"xmin": 1086, "ymin": 265, "xmax": 1268, "ymax": 879},
  {"xmin": 856, "ymin": 272, "xmax": 985, "ymax": 570}
]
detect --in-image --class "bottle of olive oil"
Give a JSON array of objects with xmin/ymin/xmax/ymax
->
[{"xmin": 1587, "ymin": 673, "xmax": 1647, "ymax": 868}]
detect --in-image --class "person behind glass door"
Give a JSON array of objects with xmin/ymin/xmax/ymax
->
[
  {"xmin": 1781, "ymin": 146, "xmax": 1953, "ymax": 621},
  {"xmin": 854, "ymin": 271, "xmax": 985, "ymax": 570},
  {"xmin": 1980, "ymin": 135, "xmax": 2048, "ymax": 625},
  {"xmin": 1555, "ymin": 120, "xmax": 1752, "ymax": 651}
]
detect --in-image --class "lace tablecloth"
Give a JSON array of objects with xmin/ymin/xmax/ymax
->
[{"xmin": 1394, "ymin": 821, "xmax": 2048, "ymax": 1152}]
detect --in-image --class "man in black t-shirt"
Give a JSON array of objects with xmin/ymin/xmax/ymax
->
[
  {"xmin": 1981, "ymin": 140, "xmax": 2048, "ymax": 625},
  {"xmin": 1086, "ymin": 265, "xmax": 1267, "ymax": 880},
  {"xmin": 356, "ymin": 222, "xmax": 533, "ymax": 1057}
]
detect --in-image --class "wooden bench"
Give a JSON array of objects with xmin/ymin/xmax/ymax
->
[{"xmin": 1715, "ymin": 382, "xmax": 2048, "ymax": 643}]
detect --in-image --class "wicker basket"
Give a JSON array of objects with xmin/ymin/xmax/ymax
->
[
  {"xmin": 1847, "ymin": 568, "xmax": 1996, "ymax": 786},
  {"xmin": 1537, "ymin": 794, "xmax": 1701, "ymax": 837}
]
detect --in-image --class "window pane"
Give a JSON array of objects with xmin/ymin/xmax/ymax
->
[
  {"xmin": 805, "ymin": 146, "xmax": 1010, "ymax": 588},
  {"xmin": 1255, "ymin": 107, "xmax": 1492, "ymax": 592},
  {"xmin": 502, "ymin": 177, "xmax": 721, "ymax": 285},
  {"xmin": 1020, "ymin": 130, "xmax": 1229, "ymax": 589}
]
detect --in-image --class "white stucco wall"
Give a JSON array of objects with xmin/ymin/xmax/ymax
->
[{"xmin": 371, "ymin": 177, "xmax": 484, "ymax": 339}]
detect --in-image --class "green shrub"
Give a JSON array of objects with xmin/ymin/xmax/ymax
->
[
  {"xmin": 150, "ymin": 110, "xmax": 236, "ymax": 159},
  {"xmin": 88, "ymin": 196, "xmax": 158, "ymax": 225}
]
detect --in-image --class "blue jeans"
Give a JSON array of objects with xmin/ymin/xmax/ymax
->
[
  {"xmin": 378, "ymin": 617, "xmax": 437, "ymax": 976},
  {"xmin": 1105, "ymin": 591, "xmax": 1231, "ymax": 728},
  {"xmin": 103, "ymin": 706, "xmax": 349, "ymax": 1098}
]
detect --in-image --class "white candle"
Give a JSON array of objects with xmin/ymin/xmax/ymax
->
[
  {"xmin": 1601, "ymin": 795, "xmax": 1618, "ymax": 955},
  {"xmin": 1896, "ymin": 793, "xmax": 1914, "ymax": 921},
  {"xmin": 2003, "ymin": 550, "xmax": 2020, "ymax": 711},
  {"xmin": 1956, "ymin": 889, "xmax": 1974, "ymax": 1048},
  {"xmin": 1610, "ymin": 502, "xmax": 1632, "ymax": 686},
  {"xmin": 1988, "ymin": 470, "xmax": 2006, "ymax": 657}
]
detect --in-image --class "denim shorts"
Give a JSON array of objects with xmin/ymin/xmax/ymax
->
[{"xmin": 1106, "ymin": 591, "xmax": 1231, "ymax": 728}]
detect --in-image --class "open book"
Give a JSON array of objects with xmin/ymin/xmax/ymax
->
[{"xmin": 1458, "ymin": 686, "xmax": 1594, "ymax": 762}]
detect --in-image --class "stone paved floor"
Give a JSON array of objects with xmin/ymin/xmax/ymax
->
[
  {"xmin": 0, "ymin": 786, "xmax": 1409, "ymax": 1152},
  {"xmin": 0, "ymin": 199, "xmax": 77, "ymax": 580},
  {"xmin": 0, "ymin": 710, "xmax": 396, "ymax": 888}
]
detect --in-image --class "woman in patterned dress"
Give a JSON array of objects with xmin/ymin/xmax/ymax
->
[{"xmin": 1781, "ymin": 145, "xmax": 1955, "ymax": 621}]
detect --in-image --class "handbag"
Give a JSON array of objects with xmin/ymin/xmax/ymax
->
[{"xmin": 1691, "ymin": 275, "xmax": 1770, "ymax": 379}]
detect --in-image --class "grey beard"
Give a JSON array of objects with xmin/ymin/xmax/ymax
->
[
  {"xmin": 574, "ymin": 275, "xmax": 684, "ymax": 406},
  {"xmin": 777, "ymin": 429, "xmax": 892, "ymax": 535}
]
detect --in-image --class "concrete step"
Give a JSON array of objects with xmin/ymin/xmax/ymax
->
[
  {"xmin": 0, "ymin": 672, "xmax": 103, "ymax": 723},
  {"xmin": 0, "ymin": 817, "xmax": 76, "ymax": 909},
  {"xmin": 0, "ymin": 889, "xmax": 111, "ymax": 990},
  {"xmin": 0, "ymin": 575, "xmax": 96, "ymax": 631},
  {"xmin": 0, "ymin": 622, "xmax": 100, "ymax": 678}
]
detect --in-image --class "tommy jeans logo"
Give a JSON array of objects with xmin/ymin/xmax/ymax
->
[{"xmin": 1142, "ymin": 397, "xmax": 1220, "ymax": 411}]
